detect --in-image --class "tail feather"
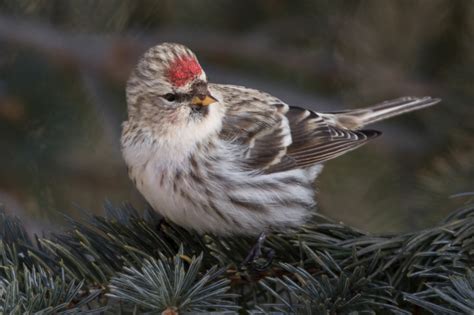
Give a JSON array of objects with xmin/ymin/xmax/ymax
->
[{"xmin": 324, "ymin": 96, "xmax": 440, "ymax": 129}]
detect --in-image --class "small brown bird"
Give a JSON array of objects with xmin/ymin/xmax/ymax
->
[{"xmin": 121, "ymin": 42, "xmax": 440, "ymax": 236}]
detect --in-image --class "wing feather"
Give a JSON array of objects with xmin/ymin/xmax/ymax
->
[{"xmin": 211, "ymin": 84, "xmax": 381, "ymax": 173}]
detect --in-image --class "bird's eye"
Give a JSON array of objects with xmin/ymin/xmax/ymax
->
[{"xmin": 163, "ymin": 93, "xmax": 177, "ymax": 102}]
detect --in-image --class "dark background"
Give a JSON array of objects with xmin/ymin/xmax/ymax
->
[{"xmin": 0, "ymin": 0, "xmax": 473, "ymax": 234}]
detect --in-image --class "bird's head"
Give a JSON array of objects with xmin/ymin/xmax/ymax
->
[{"xmin": 126, "ymin": 43, "xmax": 220, "ymax": 138}]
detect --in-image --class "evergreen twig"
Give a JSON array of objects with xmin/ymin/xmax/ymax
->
[{"xmin": 0, "ymin": 201, "xmax": 472, "ymax": 313}]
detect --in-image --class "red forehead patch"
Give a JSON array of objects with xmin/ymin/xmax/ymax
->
[{"xmin": 167, "ymin": 56, "xmax": 202, "ymax": 87}]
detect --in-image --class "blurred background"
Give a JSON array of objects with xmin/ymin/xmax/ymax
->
[{"xmin": 0, "ymin": 0, "xmax": 473, "ymax": 234}]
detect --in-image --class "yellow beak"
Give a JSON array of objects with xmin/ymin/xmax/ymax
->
[{"xmin": 191, "ymin": 95, "xmax": 217, "ymax": 106}]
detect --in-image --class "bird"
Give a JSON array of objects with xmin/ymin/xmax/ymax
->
[{"xmin": 121, "ymin": 42, "xmax": 440, "ymax": 238}]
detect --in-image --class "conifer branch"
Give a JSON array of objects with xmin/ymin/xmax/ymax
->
[{"xmin": 0, "ymin": 201, "xmax": 472, "ymax": 313}]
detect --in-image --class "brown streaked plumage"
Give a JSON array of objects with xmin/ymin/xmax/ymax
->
[{"xmin": 121, "ymin": 42, "xmax": 440, "ymax": 236}]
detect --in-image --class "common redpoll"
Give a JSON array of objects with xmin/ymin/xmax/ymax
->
[{"xmin": 121, "ymin": 42, "xmax": 439, "ymax": 236}]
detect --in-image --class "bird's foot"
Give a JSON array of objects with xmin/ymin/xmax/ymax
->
[{"xmin": 241, "ymin": 232, "xmax": 274, "ymax": 271}]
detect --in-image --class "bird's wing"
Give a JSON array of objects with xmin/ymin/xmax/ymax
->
[
  {"xmin": 212, "ymin": 84, "xmax": 292, "ymax": 170},
  {"xmin": 274, "ymin": 107, "xmax": 380, "ymax": 171},
  {"xmin": 211, "ymin": 84, "xmax": 380, "ymax": 173}
]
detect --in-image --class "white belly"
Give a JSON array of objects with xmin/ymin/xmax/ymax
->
[
  {"xmin": 123, "ymin": 137, "xmax": 322, "ymax": 236},
  {"xmin": 137, "ymin": 162, "xmax": 208, "ymax": 231}
]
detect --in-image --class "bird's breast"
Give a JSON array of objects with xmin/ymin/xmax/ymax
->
[{"xmin": 122, "ymin": 139, "xmax": 213, "ymax": 227}]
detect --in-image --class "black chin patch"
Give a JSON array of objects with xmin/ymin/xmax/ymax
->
[{"xmin": 190, "ymin": 104, "xmax": 209, "ymax": 118}]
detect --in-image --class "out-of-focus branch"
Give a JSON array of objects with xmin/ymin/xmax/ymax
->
[
  {"xmin": 0, "ymin": 15, "xmax": 329, "ymax": 83},
  {"xmin": 0, "ymin": 15, "xmax": 144, "ymax": 83},
  {"xmin": 0, "ymin": 14, "xmax": 438, "ymax": 98}
]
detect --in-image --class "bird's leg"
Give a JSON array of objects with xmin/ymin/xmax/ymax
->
[
  {"xmin": 243, "ymin": 232, "xmax": 266, "ymax": 264},
  {"xmin": 144, "ymin": 202, "xmax": 166, "ymax": 230},
  {"xmin": 241, "ymin": 232, "xmax": 274, "ymax": 270}
]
